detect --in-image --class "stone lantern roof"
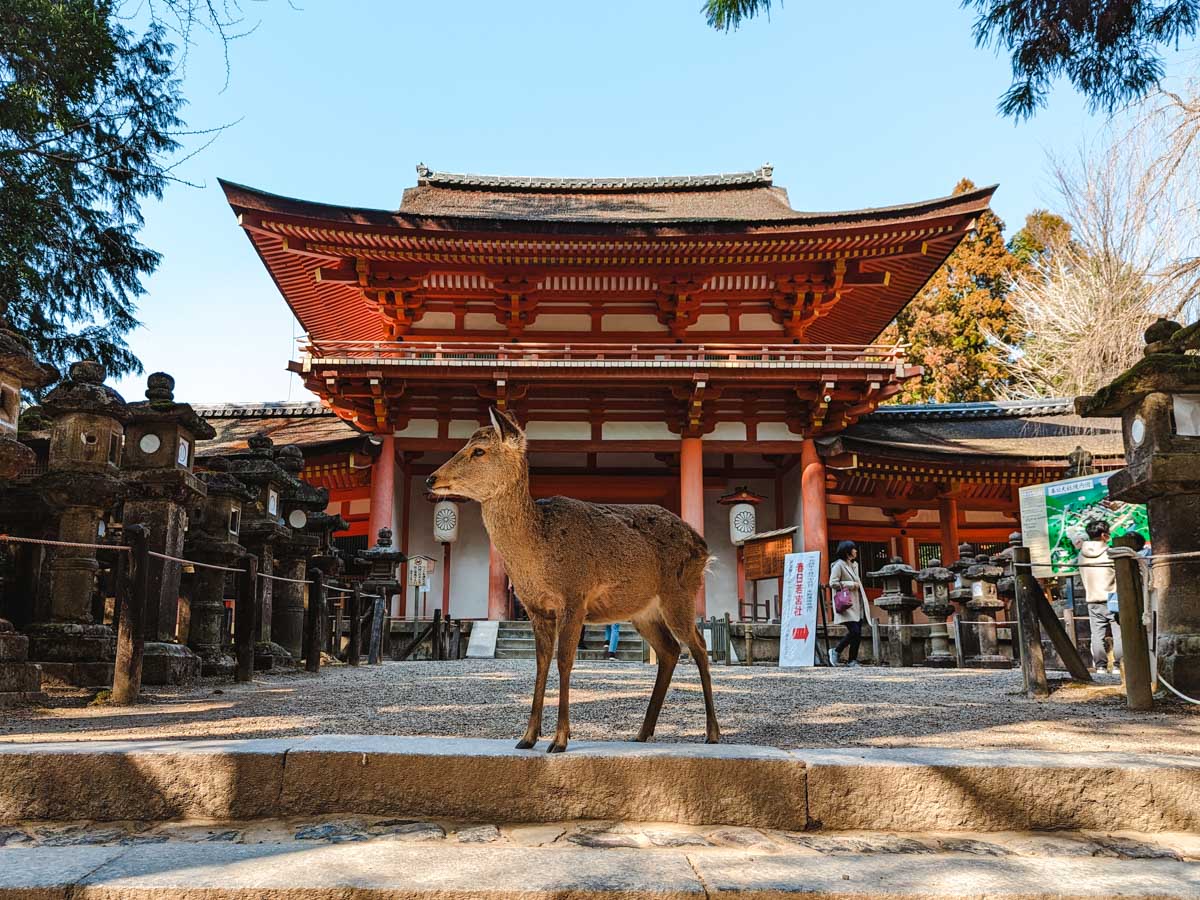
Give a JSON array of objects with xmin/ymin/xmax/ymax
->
[
  {"xmin": 0, "ymin": 317, "xmax": 57, "ymax": 389},
  {"xmin": 40, "ymin": 361, "xmax": 130, "ymax": 422},
  {"xmin": 916, "ymin": 561, "xmax": 956, "ymax": 585},
  {"xmin": 127, "ymin": 372, "xmax": 215, "ymax": 438}
]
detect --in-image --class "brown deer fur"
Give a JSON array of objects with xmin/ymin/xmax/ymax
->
[{"xmin": 427, "ymin": 407, "xmax": 720, "ymax": 752}]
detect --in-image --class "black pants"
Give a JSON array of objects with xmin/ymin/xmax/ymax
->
[{"xmin": 834, "ymin": 620, "xmax": 863, "ymax": 661}]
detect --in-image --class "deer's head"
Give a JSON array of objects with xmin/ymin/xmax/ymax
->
[{"xmin": 426, "ymin": 407, "xmax": 527, "ymax": 502}]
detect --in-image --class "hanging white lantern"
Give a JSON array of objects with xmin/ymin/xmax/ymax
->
[
  {"xmin": 433, "ymin": 499, "xmax": 459, "ymax": 543},
  {"xmin": 717, "ymin": 486, "xmax": 766, "ymax": 545}
]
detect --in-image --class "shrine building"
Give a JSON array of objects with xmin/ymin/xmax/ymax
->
[{"xmin": 213, "ymin": 167, "xmax": 1123, "ymax": 619}]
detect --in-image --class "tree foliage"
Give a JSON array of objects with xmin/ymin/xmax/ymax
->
[
  {"xmin": 0, "ymin": 0, "xmax": 184, "ymax": 379},
  {"xmin": 702, "ymin": 0, "xmax": 1199, "ymax": 118},
  {"xmin": 880, "ymin": 180, "xmax": 1069, "ymax": 403}
]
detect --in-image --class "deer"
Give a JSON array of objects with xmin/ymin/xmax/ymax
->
[{"xmin": 426, "ymin": 407, "xmax": 720, "ymax": 753}]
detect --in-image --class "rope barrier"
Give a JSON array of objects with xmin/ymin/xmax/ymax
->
[
  {"xmin": 146, "ymin": 550, "xmax": 244, "ymax": 574},
  {"xmin": 1158, "ymin": 673, "xmax": 1200, "ymax": 706},
  {"xmin": 0, "ymin": 534, "xmax": 129, "ymax": 552},
  {"xmin": 256, "ymin": 570, "xmax": 313, "ymax": 585}
]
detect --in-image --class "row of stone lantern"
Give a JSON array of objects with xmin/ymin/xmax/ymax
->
[
  {"xmin": 0, "ymin": 315, "xmax": 356, "ymax": 695},
  {"xmin": 865, "ymin": 539, "xmax": 1017, "ymax": 669}
]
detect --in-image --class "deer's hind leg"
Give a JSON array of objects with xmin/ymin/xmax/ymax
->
[
  {"xmin": 663, "ymin": 602, "xmax": 722, "ymax": 744},
  {"xmin": 632, "ymin": 614, "xmax": 680, "ymax": 742},
  {"xmin": 516, "ymin": 613, "xmax": 555, "ymax": 750}
]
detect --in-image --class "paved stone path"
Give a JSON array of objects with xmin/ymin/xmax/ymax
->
[
  {"xmin": 3, "ymin": 660, "xmax": 1198, "ymax": 754},
  {"xmin": 2, "ymin": 814, "xmax": 1198, "ymax": 861}
]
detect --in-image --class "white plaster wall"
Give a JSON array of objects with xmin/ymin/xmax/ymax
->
[
  {"xmin": 601, "ymin": 314, "xmax": 661, "ymax": 332},
  {"xmin": 756, "ymin": 423, "xmax": 804, "ymax": 441},
  {"xmin": 739, "ymin": 313, "xmax": 776, "ymax": 331},
  {"xmin": 847, "ymin": 506, "xmax": 891, "ymax": 522},
  {"xmin": 705, "ymin": 422, "xmax": 747, "ymax": 441},
  {"xmin": 449, "ymin": 419, "xmax": 482, "ymax": 439},
  {"xmin": 704, "ymin": 478, "xmax": 779, "ymax": 620},
  {"xmin": 464, "ymin": 313, "xmax": 506, "ymax": 331},
  {"xmin": 404, "ymin": 477, "xmax": 490, "ymax": 620},
  {"xmin": 411, "ymin": 312, "xmax": 455, "ymax": 330},
  {"xmin": 525, "ymin": 314, "xmax": 591, "ymax": 332},
  {"xmin": 394, "ymin": 420, "xmax": 438, "ymax": 438},
  {"xmin": 602, "ymin": 421, "xmax": 676, "ymax": 440},
  {"xmin": 910, "ymin": 508, "xmax": 939, "ymax": 524},
  {"xmin": 695, "ymin": 314, "xmax": 731, "ymax": 332},
  {"xmin": 964, "ymin": 510, "xmax": 1012, "ymax": 523},
  {"xmin": 524, "ymin": 421, "xmax": 590, "ymax": 440}
]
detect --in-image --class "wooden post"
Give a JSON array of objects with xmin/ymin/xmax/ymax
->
[
  {"xmin": 743, "ymin": 622, "xmax": 753, "ymax": 666},
  {"xmin": 347, "ymin": 586, "xmax": 362, "ymax": 666},
  {"xmin": 449, "ymin": 619, "xmax": 461, "ymax": 659},
  {"xmin": 235, "ymin": 555, "xmax": 257, "ymax": 683},
  {"xmin": 723, "ymin": 612, "xmax": 733, "ymax": 665},
  {"xmin": 1112, "ymin": 540, "xmax": 1153, "ymax": 710},
  {"xmin": 1015, "ymin": 548, "xmax": 1093, "ymax": 683},
  {"xmin": 952, "ymin": 615, "xmax": 966, "ymax": 667},
  {"xmin": 333, "ymin": 591, "xmax": 344, "ymax": 656},
  {"xmin": 431, "ymin": 609, "xmax": 443, "ymax": 661},
  {"xmin": 368, "ymin": 593, "xmax": 386, "ymax": 665},
  {"xmin": 305, "ymin": 568, "xmax": 323, "ymax": 674},
  {"xmin": 1012, "ymin": 546, "xmax": 1049, "ymax": 698},
  {"xmin": 111, "ymin": 525, "xmax": 149, "ymax": 705}
]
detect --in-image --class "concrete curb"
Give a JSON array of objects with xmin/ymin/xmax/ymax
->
[
  {"xmin": 2, "ymin": 844, "xmax": 1199, "ymax": 898},
  {"xmin": 1, "ymin": 738, "xmax": 1198, "ymax": 833}
]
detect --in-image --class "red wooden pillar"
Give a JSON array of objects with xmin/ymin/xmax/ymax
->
[
  {"xmin": 487, "ymin": 541, "xmax": 507, "ymax": 621},
  {"xmin": 441, "ymin": 541, "xmax": 452, "ymax": 616},
  {"xmin": 939, "ymin": 495, "xmax": 960, "ymax": 563},
  {"xmin": 800, "ymin": 439, "xmax": 828, "ymax": 558},
  {"xmin": 368, "ymin": 435, "xmax": 396, "ymax": 544},
  {"xmin": 679, "ymin": 436, "xmax": 706, "ymax": 617}
]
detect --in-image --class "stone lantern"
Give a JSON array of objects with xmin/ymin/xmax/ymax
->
[
  {"xmin": 961, "ymin": 554, "xmax": 1010, "ymax": 668},
  {"xmin": 122, "ymin": 373, "xmax": 214, "ymax": 684},
  {"xmin": 26, "ymin": 361, "xmax": 130, "ymax": 685},
  {"xmin": 271, "ymin": 444, "xmax": 329, "ymax": 661},
  {"xmin": 184, "ymin": 457, "xmax": 253, "ymax": 677},
  {"xmin": 717, "ymin": 486, "xmax": 766, "ymax": 545},
  {"xmin": 916, "ymin": 559, "xmax": 957, "ymax": 668},
  {"xmin": 357, "ymin": 527, "xmax": 405, "ymax": 661},
  {"xmin": 1077, "ymin": 317, "xmax": 1200, "ymax": 693},
  {"xmin": 867, "ymin": 556, "xmax": 921, "ymax": 667},
  {"xmin": 223, "ymin": 433, "xmax": 292, "ymax": 667},
  {"xmin": 0, "ymin": 309, "xmax": 56, "ymax": 704}
]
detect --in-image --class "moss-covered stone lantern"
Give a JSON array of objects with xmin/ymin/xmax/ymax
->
[
  {"xmin": 26, "ymin": 361, "xmax": 130, "ymax": 686},
  {"xmin": 271, "ymin": 444, "xmax": 329, "ymax": 661},
  {"xmin": 1077, "ymin": 317, "xmax": 1200, "ymax": 693},
  {"xmin": 962, "ymin": 554, "xmax": 1010, "ymax": 668},
  {"xmin": 867, "ymin": 556, "xmax": 921, "ymax": 666},
  {"xmin": 122, "ymin": 373, "xmax": 215, "ymax": 684},
  {"xmin": 916, "ymin": 559, "xmax": 957, "ymax": 668}
]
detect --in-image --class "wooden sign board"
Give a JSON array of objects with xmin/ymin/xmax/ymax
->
[{"xmin": 744, "ymin": 534, "xmax": 793, "ymax": 581}]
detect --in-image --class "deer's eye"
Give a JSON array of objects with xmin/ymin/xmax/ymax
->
[{"xmin": 472, "ymin": 447, "xmax": 485, "ymax": 458}]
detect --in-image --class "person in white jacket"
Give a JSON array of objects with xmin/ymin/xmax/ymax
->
[
  {"xmin": 829, "ymin": 541, "xmax": 869, "ymax": 667},
  {"xmin": 1070, "ymin": 520, "xmax": 1122, "ymax": 673}
]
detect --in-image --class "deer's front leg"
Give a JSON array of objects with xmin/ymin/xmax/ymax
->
[
  {"xmin": 516, "ymin": 614, "xmax": 555, "ymax": 750},
  {"xmin": 548, "ymin": 604, "xmax": 585, "ymax": 753}
]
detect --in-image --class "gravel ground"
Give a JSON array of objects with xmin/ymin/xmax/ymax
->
[{"xmin": 2, "ymin": 660, "xmax": 1198, "ymax": 753}]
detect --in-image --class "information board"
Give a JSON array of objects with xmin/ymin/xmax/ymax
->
[
  {"xmin": 778, "ymin": 550, "xmax": 822, "ymax": 667},
  {"xmin": 1018, "ymin": 473, "xmax": 1149, "ymax": 576}
]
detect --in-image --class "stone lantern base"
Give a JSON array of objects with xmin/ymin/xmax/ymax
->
[
  {"xmin": 25, "ymin": 621, "xmax": 115, "ymax": 687},
  {"xmin": 0, "ymin": 619, "xmax": 46, "ymax": 706},
  {"xmin": 254, "ymin": 640, "xmax": 298, "ymax": 671},
  {"xmin": 141, "ymin": 641, "xmax": 201, "ymax": 685},
  {"xmin": 921, "ymin": 602, "xmax": 957, "ymax": 669}
]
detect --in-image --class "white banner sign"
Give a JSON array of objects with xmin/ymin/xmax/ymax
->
[{"xmin": 779, "ymin": 550, "xmax": 821, "ymax": 667}]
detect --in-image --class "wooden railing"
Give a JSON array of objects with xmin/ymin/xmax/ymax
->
[{"xmin": 301, "ymin": 340, "xmax": 908, "ymax": 369}]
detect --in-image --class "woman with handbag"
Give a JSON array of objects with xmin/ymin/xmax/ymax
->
[{"xmin": 829, "ymin": 540, "xmax": 868, "ymax": 667}]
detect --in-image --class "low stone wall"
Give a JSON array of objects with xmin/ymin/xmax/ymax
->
[
  {"xmin": 2, "ymin": 738, "xmax": 1197, "ymax": 834},
  {"xmin": 728, "ymin": 623, "xmax": 1017, "ymax": 666}
]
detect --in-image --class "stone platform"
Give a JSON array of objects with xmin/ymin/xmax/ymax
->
[{"xmin": 2, "ymin": 737, "xmax": 1199, "ymax": 833}]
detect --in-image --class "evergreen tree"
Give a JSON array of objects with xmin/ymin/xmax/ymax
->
[
  {"xmin": 703, "ymin": 1, "xmax": 1200, "ymax": 118},
  {"xmin": 0, "ymin": 1, "xmax": 184, "ymax": 381}
]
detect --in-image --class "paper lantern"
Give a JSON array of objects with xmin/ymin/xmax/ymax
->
[
  {"xmin": 717, "ymin": 486, "xmax": 766, "ymax": 545},
  {"xmin": 434, "ymin": 499, "xmax": 459, "ymax": 543}
]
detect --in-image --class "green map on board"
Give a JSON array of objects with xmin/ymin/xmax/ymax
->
[{"xmin": 1044, "ymin": 474, "xmax": 1151, "ymax": 574}]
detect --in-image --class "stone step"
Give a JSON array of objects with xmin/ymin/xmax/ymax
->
[
  {"xmin": 2, "ymin": 843, "xmax": 1196, "ymax": 898},
  {"xmin": 2, "ymin": 738, "xmax": 1198, "ymax": 834}
]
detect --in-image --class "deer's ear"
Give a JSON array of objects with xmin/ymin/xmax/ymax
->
[{"xmin": 489, "ymin": 406, "xmax": 524, "ymax": 444}]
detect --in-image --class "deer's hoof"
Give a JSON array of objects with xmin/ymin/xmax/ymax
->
[
  {"xmin": 706, "ymin": 732, "xmax": 721, "ymax": 745},
  {"xmin": 547, "ymin": 740, "xmax": 568, "ymax": 753},
  {"xmin": 515, "ymin": 737, "xmax": 537, "ymax": 750},
  {"xmin": 633, "ymin": 732, "xmax": 651, "ymax": 743}
]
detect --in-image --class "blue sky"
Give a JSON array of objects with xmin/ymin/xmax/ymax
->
[{"xmin": 111, "ymin": 0, "xmax": 1174, "ymax": 404}]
